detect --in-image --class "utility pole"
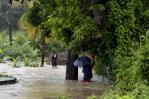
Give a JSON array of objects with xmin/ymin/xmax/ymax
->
[
  {"xmin": 7, "ymin": 1, "xmax": 13, "ymax": 46},
  {"xmin": 7, "ymin": 0, "xmax": 27, "ymax": 46}
]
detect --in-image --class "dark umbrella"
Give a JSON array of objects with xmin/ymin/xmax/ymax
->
[{"xmin": 73, "ymin": 56, "xmax": 91, "ymax": 67}]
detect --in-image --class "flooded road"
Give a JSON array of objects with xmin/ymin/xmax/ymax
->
[{"xmin": 0, "ymin": 63, "xmax": 107, "ymax": 99}]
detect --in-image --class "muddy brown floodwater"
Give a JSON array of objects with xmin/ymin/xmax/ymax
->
[{"xmin": 0, "ymin": 62, "xmax": 108, "ymax": 99}]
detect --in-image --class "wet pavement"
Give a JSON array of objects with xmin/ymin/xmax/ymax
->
[{"xmin": 0, "ymin": 62, "xmax": 107, "ymax": 99}]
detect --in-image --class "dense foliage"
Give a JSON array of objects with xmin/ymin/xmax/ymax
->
[
  {"xmin": 0, "ymin": 31, "xmax": 39, "ymax": 67},
  {"xmin": 100, "ymin": 0, "xmax": 149, "ymax": 98},
  {"xmin": 20, "ymin": 0, "xmax": 149, "ymax": 98}
]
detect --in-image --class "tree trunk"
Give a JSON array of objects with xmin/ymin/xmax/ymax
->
[
  {"xmin": 40, "ymin": 32, "xmax": 45, "ymax": 67},
  {"xmin": 65, "ymin": 49, "xmax": 78, "ymax": 80},
  {"xmin": 8, "ymin": 23, "xmax": 12, "ymax": 46}
]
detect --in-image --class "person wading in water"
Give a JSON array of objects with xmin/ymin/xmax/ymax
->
[{"xmin": 50, "ymin": 50, "xmax": 58, "ymax": 68}]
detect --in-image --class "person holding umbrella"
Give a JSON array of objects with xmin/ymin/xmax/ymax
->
[{"xmin": 73, "ymin": 54, "xmax": 95, "ymax": 82}]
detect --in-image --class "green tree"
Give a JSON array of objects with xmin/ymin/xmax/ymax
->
[{"xmin": 20, "ymin": 0, "xmax": 149, "ymax": 86}]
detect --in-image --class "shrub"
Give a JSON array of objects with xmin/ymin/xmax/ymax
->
[
  {"xmin": 0, "ymin": 31, "xmax": 39, "ymax": 66},
  {"xmin": 12, "ymin": 57, "xmax": 19, "ymax": 67},
  {"xmin": 103, "ymin": 81, "xmax": 149, "ymax": 99},
  {"xmin": 103, "ymin": 31, "xmax": 149, "ymax": 98},
  {"xmin": 87, "ymin": 95, "xmax": 99, "ymax": 99},
  {"xmin": 94, "ymin": 56, "xmax": 104, "ymax": 75}
]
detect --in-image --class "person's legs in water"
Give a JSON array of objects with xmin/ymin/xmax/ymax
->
[
  {"xmin": 52, "ymin": 65, "xmax": 54, "ymax": 68},
  {"xmin": 82, "ymin": 66, "xmax": 92, "ymax": 82},
  {"xmin": 51, "ymin": 61, "xmax": 55, "ymax": 68},
  {"xmin": 54, "ymin": 61, "xmax": 57, "ymax": 68},
  {"xmin": 82, "ymin": 73, "xmax": 91, "ymax": 82},
  {"xmin": 52, "ymin": 61, "xmax": 57, "ymax": 68}
]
